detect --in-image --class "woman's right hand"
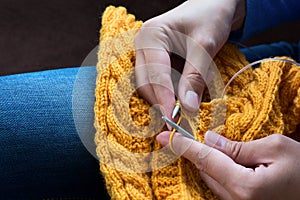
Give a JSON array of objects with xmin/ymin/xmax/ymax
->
[
  {"xmin": 134, "ymin": 0, "xmax": 245, "ymax": 120},
  {"xmin": 157, "ymin": 131, "xmax": 300, "ymax": 200}
]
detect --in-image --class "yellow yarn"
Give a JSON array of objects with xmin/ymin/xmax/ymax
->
[{"xmin": 94, "ymin": 6, "xmax": 300, "ymax": 200}]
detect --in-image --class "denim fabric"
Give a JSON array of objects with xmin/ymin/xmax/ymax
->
[{"xmin": 0, "ymin": 67, "xmax": 108, "ymax": 199}]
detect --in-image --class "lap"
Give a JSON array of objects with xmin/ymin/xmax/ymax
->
[{"xmin": 0, "ymin": 66, "xmax": 108, "ymax": 199}]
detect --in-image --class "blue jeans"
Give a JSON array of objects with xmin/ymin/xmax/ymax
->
[
  {"xmin": 0, "ymin": 66, "xmax": 108, "ymax": 199},
  {"xmin": 0, "ymin": 41, "xmax": 298, "ymax": 199}
]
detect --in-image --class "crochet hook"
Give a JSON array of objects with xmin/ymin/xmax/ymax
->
[{"xmin": 162, "ymin": 116, "xmax": 195, "ymax": 140}]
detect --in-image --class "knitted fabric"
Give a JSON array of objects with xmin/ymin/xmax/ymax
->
[{"xmin": 94, "ymin": 6, "xmax": 300, "ymax": 200}]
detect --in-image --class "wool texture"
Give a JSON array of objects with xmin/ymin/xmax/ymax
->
[{"xmin": 94, "ymin": 6, "xmax": 300, "ymax": 200}]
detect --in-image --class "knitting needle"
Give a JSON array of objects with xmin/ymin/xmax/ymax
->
[{"xmin": 162, "ymin": 116, "xmax": 195, "ymax": 140}]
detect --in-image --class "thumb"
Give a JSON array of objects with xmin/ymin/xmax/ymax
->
[
  {"xmin": 204, "ymin": 131, "xmax": 276, "ymax": 167},
  {"xmin": 156, "ymin": 131, "xmax": 247, "ymax": 188}
]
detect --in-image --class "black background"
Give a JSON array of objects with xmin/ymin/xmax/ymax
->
[
  {"xmin": 0, "ymin": 0, "xmax": 185, "ymax": 75},
  {"xmin": 0, "ymin": 0, "xmax": 299, "ymax": 75}
]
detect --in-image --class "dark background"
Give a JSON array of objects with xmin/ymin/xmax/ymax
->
[
  {"xmin": 0, "ymin": 0, "xmax": 184, "ymax": 75},
  {"xmin": 0, "ymin": 0, "xmax": 299, "ymax": 75}
]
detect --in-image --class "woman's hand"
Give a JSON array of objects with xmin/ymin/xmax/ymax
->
[
  {"xmin": 157, "ymin": 131, "xmax": 300, "ymax": 200},
  {"xmin": 134, "ymin": 0, "xmax": 245, "ymax": 120}
]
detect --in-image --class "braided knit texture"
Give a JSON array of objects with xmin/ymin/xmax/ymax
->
[{"xmin": 94, "ymin": 6, "xmax": 300, "ymax": 200}]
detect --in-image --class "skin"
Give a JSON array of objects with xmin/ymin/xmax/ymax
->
[
  {"xmin": 135, "ymin": 0, "xmax": 300, "ymax": 199},
  {"xmin": 156, "ymin": 131, "xmax": 300, "ymax": 200},
  {"xmin": 134, "ymin": 0, "xmax": 245, "ymax": 119}
]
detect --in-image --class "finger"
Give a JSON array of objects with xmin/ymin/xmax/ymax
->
[
  {"xmin": 178, "ymin": 60, "xmax": 205, "ymax": 112},
  {"xmin": 144, "ymin": 48, "xmax": 175, "ymax": 120},
  {"xmin": 200, "ymin": 172, "xmax": 233, "ymax": 200},
  {"xmin": 135, "ymin": 49, "xmax": 158, "ymax": 105},
  {"xmin": 156, "ymin": 131, "xmax": 251, "ymax": 188},
  {"xmin": 178, "ymin": 39, "xmax": 214, "ymax": 112},
  {"xmin": 204, "ymin": 131, "xmax": 282, "ymax": 167}
]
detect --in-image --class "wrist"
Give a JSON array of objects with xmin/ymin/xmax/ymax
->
[{"xmin": 231, "ymin": 0, "xmax": 246, "ymax": 31}]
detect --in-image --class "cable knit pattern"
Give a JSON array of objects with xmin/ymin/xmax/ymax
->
[{"xmin": 94, "ymin": 6, "xmax": 300, "ymax": 200}]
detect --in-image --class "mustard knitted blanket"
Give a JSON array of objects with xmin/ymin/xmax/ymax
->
[{"xmin": 94, "ymin": 6, "xmax": 300, "ymax": 200}]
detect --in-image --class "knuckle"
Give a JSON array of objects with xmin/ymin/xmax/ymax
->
[
  {"xmin": 183, "ymin": 73, "xmax": 205, "ymax": 93},
  {"xmin": 134, "ymin": 18, "xmax": 169, "ymax": 50},
  {"xmin": 225, "ymin": 141, "xmax": 243, "ymax": 161},
  {"xmin": 148, "ymin": 71, "xmax": 169, "ymax": 85},
  {"xmin": 134, "ymin": 19, "xmax": 160, "ymax": 46},
  {"xmin": 268, "ymin": 134, "xmax": 286, "ymax": 151},
  {"xmin": 187, "ymin": 73, "xmax": 205, "ymax": 85},
  {"xmin": 185, "ymin": 72, "xmax": 203, "ymax": 83},
  {"xmin": 194, "ymin": 158, "xmax": 204, "ymax": 171},
  {"xmin": 142, "ymin": 18, "xmax": 160, "ymax": 28},
  {"xmin": 195, "ymin": 36, "xmax": 218, "ymax": 55}
]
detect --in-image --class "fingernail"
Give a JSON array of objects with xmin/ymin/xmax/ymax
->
[
  {"xmin": 185, "ymin": 90, "xmax": 199, "ymax": 110},
  {"xmin": 166, "ymin": 124, "xmax": 172, "ymax": 131},
  {"xmin": 204, "ymin": 131, "xmax": 225, "ymax": 149},
  {"xmin": 156, "ymin": 131, "xmax": 170, "ymax": 146}
]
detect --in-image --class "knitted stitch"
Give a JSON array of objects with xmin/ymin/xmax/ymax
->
[{"xmin": 94, "ymin": 6, "xmax": 300, "ymax": 200}]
